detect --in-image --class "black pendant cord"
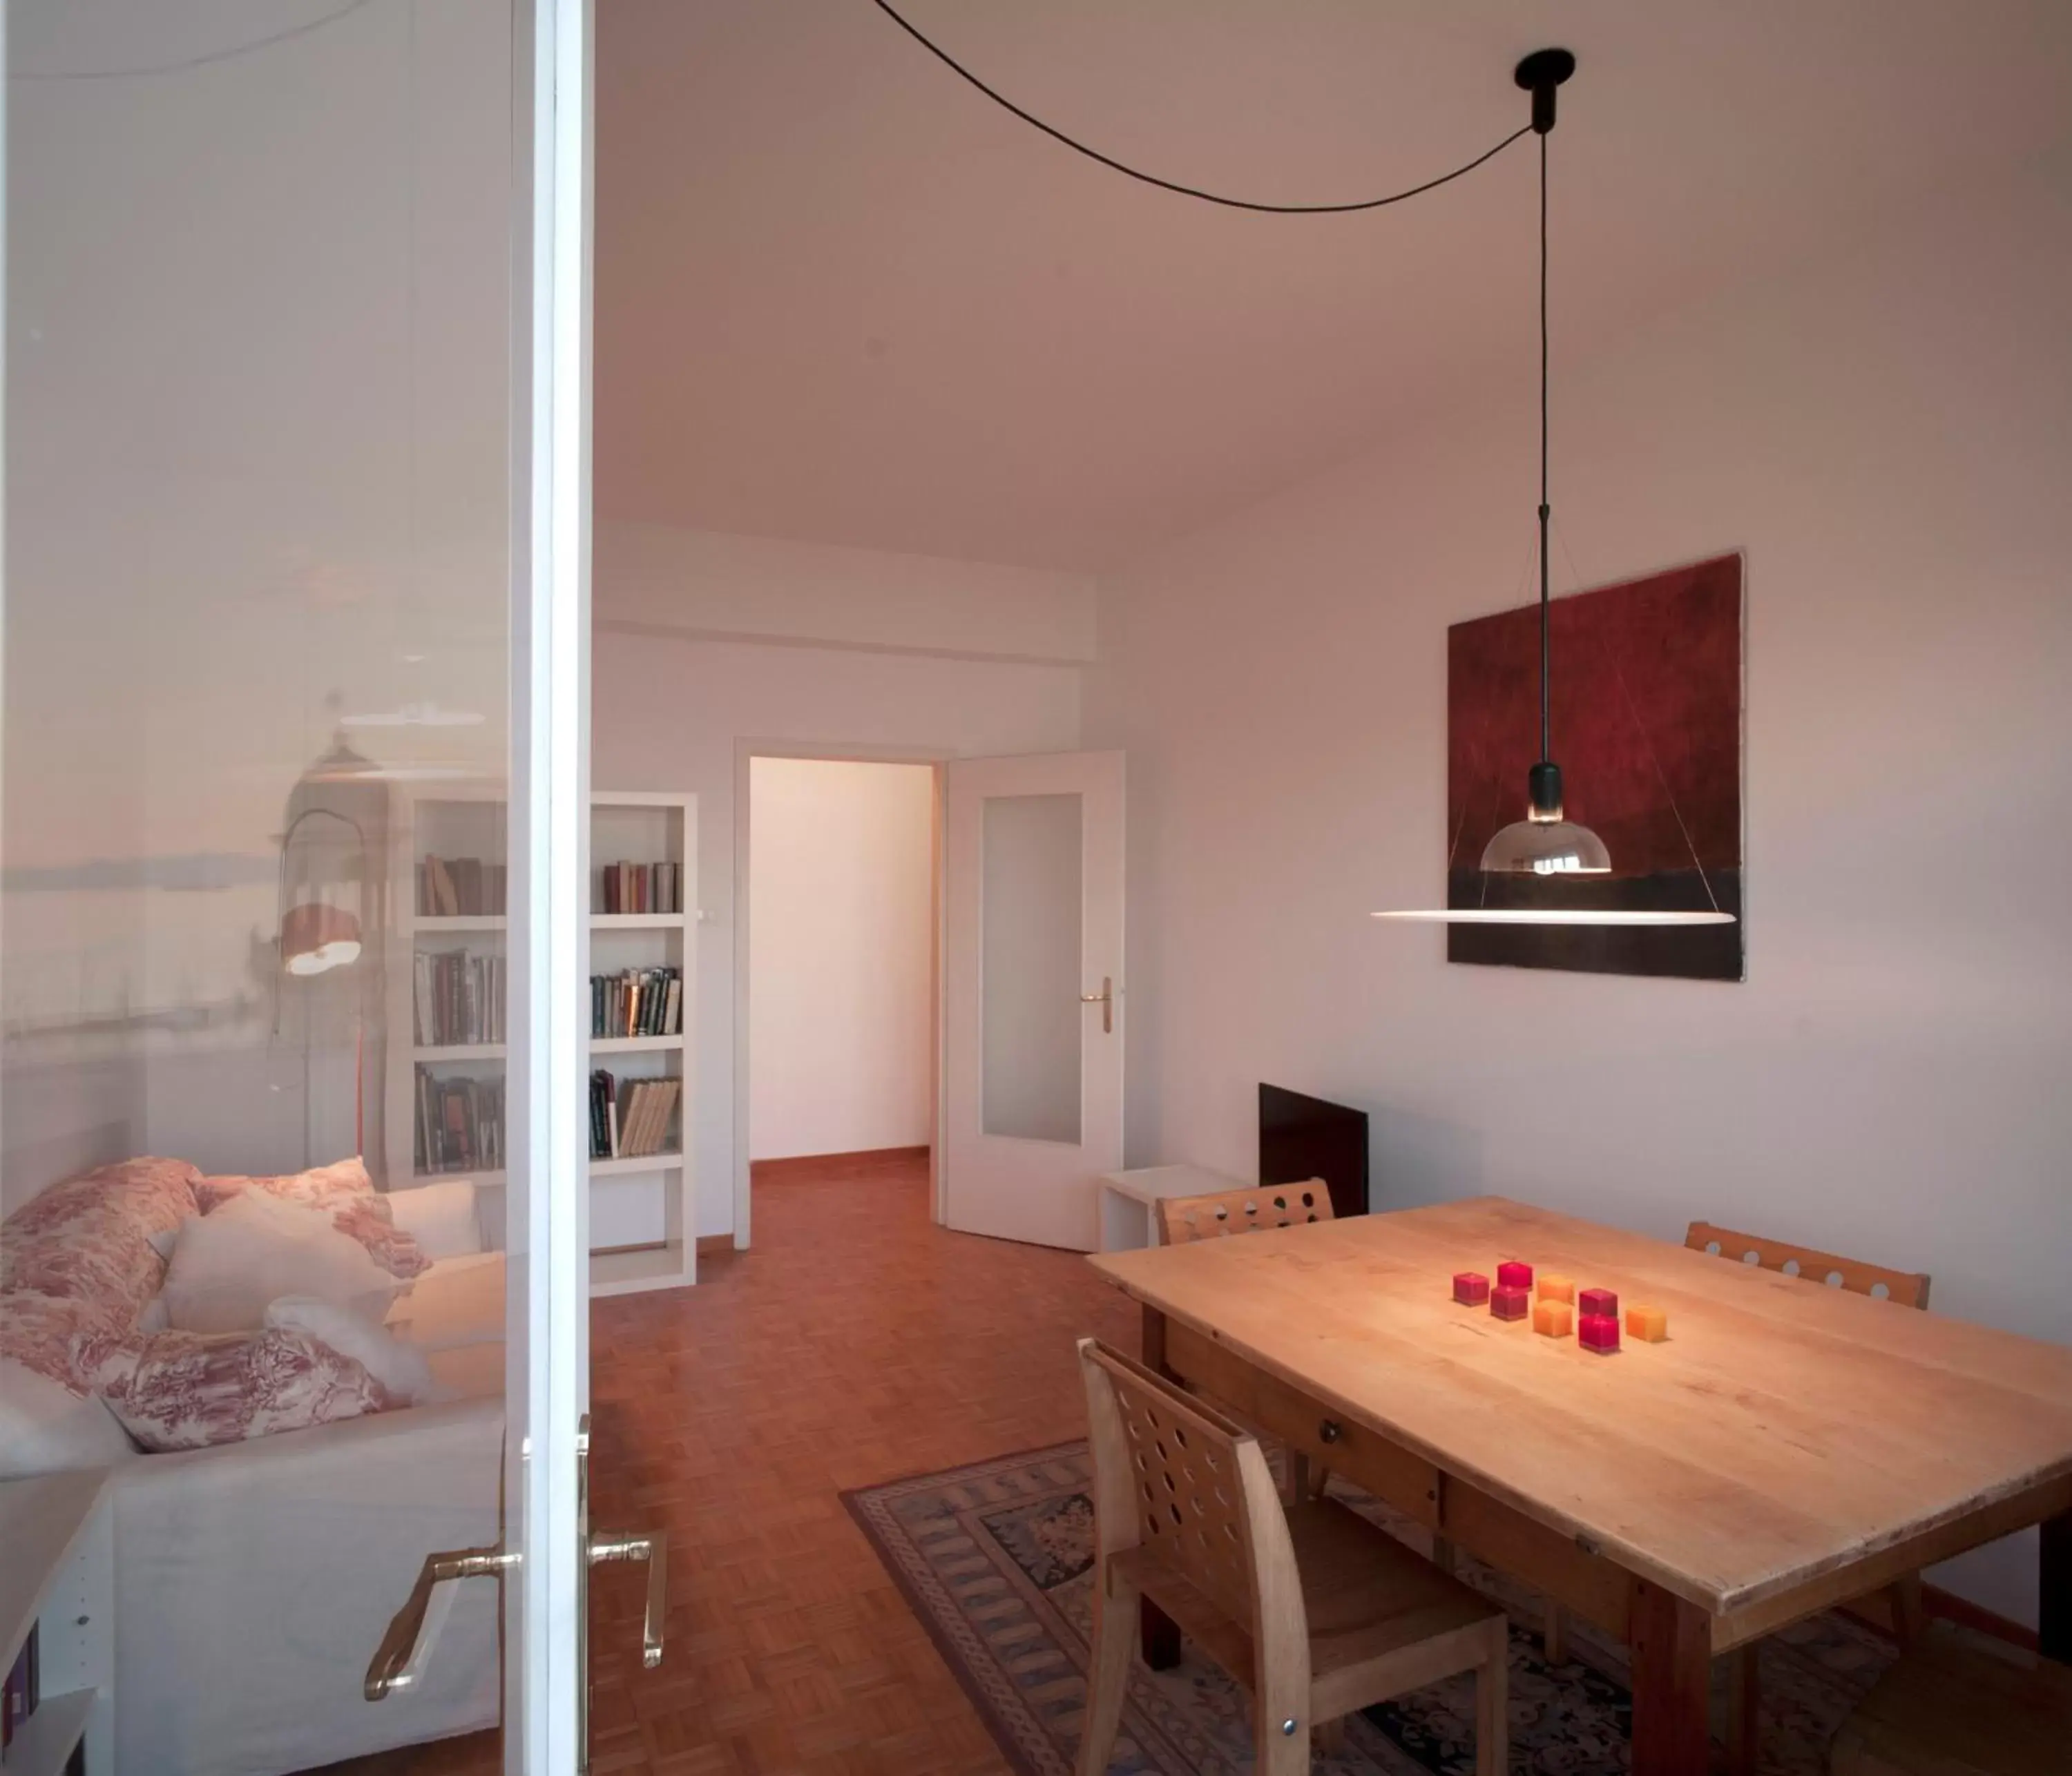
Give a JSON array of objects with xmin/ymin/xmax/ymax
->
[
  {"xmin": 871, "ymin": 0, "xmax": 1531, "ymax": 215},
  {"xmin": 1538, "ymin": 127, "xmax": 1551, "ymax": 769}
]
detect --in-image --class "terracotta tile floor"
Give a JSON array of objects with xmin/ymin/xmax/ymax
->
[{"xmin": 325, "ymin": 1149, "xmax": 1137, "ymax": 1775}]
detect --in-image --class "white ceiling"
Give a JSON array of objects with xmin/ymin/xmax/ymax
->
[{"xmin": 594, "ymin": 0, "xmax": 2072, "ymax": 572}]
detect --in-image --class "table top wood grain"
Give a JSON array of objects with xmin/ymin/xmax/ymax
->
[{"xmin": 1090, "ymin": 1195, "xmax": 2072, "ymax": 1617}]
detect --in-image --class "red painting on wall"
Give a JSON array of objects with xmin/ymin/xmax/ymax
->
[{"xmin": 1447, "ymin": 552, "xmax": 1744, "ymax": 980}]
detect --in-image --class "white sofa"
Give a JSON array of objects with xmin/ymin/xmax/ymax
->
[{"xmin": 1, "ymin": 1163, "xmax": 507, "ymax": 1776}]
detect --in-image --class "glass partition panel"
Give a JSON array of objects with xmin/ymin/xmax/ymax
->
[
  {"xmin": 980, "ymin": 792, "xmax": 1084, "ymax": 1145},
  {"xmin": 6, "ymin": 5, "xmax": 517, "ymax": 1771}
]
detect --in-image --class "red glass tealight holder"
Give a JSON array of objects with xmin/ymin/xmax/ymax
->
[
  {"xmin": 1579, "ymin": 1313, "xmax": 1621, "ymax": 1354},
  {"xmin": 1490, "ymin": 1284, "xmax": 1531, "ymax": 1322},
  {"xmin": 1452, "ymin": 1271, "xmax": 1490, "ymax": 1306},
  {"xmin": 1497, "ymin": 1260, "xmax": 1534, "ymax": 1291},
  {"xmin": 1579, "ymin": 1287, "xmax": 1619, "ymax": 1320}
]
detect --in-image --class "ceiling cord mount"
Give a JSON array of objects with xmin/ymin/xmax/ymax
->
[{"xmin": 871, "ymin": 0, "xmax": 1533, "ymax": 215}]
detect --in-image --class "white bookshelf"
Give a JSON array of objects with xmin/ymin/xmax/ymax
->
[
  {"xmin": 1, "ymin": 1472, "xmax": 113, "ymax": 1776},
  {"xmin": 385, "ymin": 789, "xmax": 697, "ymax": 1294}
]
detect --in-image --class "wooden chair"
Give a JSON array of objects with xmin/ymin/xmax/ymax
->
[
  {"xmin": 1156, "ymin": 1181, "xmax": 1335, "ymax": 1502},
  {"xmin": 1156, "ymin": 1179, "xmax": 1334, "ymax": 1246},
  {"xmin": 1830, "ymin": 1621, "xmax": 2072, "ymax": 1775},
  {"xmin": 1075, "ymin": 1338, "xmax": 1508, "ymax": 1776},
  {"xmin": 1687, "ymin": 1219, "xmax": 1934, "ymax": 1774}
]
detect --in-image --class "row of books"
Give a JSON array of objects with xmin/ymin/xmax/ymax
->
[
  {"xmin": 415, "ymin": 1072, "xmax": 506, "ymax": 1174},
  {"xmin": 419, "ymin": 855, "xmax": 509, "ymax": 917},
  {"xmin": 598, "ymin": 860, "xmax": 682, "ymax": 915},
  {"xmin": 589, "ymin": 1072, "xmax": 680, "ymax": 1160},
  {"xmin": 415, "ymin": 949, "xmax": 507, "ymax": 1048},
  {"xmin": 592, "ymin": 967, "xmax": 682, "ymax": 1039}
]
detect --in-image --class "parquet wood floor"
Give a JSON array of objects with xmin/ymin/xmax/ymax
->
[{"xmin": 317, "ymin": 1149, "xmax": 1137, "ymax": 1776}]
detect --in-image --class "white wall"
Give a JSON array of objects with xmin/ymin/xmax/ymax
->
[
  {"xmin": 1084, "ymin": 164, "xmax": 2072, "ymax": 1626},
  {"xmin": 747, "ymin": 759, "xmax": 935, "ymax": 1161},
  {"xmin": 591, "ymin": 524, "xmax": 1086, "ymax": 1237}
]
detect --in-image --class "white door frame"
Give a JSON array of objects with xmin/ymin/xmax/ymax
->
[
  {"xmin": 730, "ymin": 739, "xmax": 952, "ymax": 1250},
  {"xmin": 508, "ymin": 0, "xmax": 591, "ymax": 1769}
]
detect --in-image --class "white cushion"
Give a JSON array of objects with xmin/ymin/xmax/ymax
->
[
  {"xmin": 264, "ymin": 1297, "xmax": 437, "ymax": 1406},
  {"xmin": 162, "ymin": 1191, "xmax": 396, "ymax": 1333},
  {"xmin": 0, "ymin": 1356, "xmax": 138, "ymax": 1478},
  {"xmin": 384, "ymin": 1252, "xmax": 506, "ymax": 1352},
  {"xmin": 385, "ymin": 1179, "xmax": 482, "ymax": 1261}
]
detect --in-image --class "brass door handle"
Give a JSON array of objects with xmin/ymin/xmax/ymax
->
[
  {"xmin": 365, "ymin": 1545, "xmax": 517, "ymax": 1701},
  {"xmin": 1079, "ymin": 976, "xmax": 1115, "ymax": 1035},
  {"xmin": 588, "ymin": 1527, "xmax": 667, "ymax": 1669}
]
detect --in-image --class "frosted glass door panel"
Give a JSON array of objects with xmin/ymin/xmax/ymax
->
[{"xmin": 981, "ymin": 793, "xmax": 1083, "ymax": 1144}]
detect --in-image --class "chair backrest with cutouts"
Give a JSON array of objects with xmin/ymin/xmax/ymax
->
[
  {"xmin": 1156, "ymin": 1180, "xmax": 1334, "ymax": 1247},
  {"xmin": 1685, "ymin": 1220, "xmax": 1931, "ymax": 1309},
  {"xmin": 1075, "ymin": 1338, "xmax": 1278, "ymax": 1628}
]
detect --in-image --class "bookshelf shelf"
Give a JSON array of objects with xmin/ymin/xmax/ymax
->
[
  {"xmin": 1, "ymin": 1686, "xmax": 94, "ymax": 1776},
  {"xmin": 386, "ymin": 789, "xmax": 697, "ymax": 1294}
]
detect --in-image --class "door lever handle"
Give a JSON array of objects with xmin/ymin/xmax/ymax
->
[
  {"xmin": 588, "ymin": 1528, "xmax": 668, "ymax": 1668},
  {"xmin": 1079, "ymin": 976, "xmax": 1115, "ymax": 1035},
  {"xmin": 366, "ymin": 1545, "xmax": 518, "ymax": 1700}
]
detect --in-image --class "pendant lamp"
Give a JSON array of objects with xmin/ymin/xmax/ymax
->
[{"xmin": 1374, "ymin": 52, "xmax": 1733, "ymax": 929}]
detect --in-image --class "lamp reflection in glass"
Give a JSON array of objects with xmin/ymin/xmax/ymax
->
[{"xmin": 280, "ymin": 900, "xmax": 363, "ymax": 976}]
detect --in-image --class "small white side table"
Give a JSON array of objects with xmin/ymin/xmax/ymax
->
[
  {"xmin": 1, "ymin": 1469, "xmax": 114, "ymax": 1776},
  {"xmin": 1095, "ymin": 1164, "xmax": 1245, "ymax": 1253}
]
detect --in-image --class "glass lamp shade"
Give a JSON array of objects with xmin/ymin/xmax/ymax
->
[
  {"xmin": 280, "ymin": 901, "xmax": 363, "ymax": 976},
  {"xmin": 1479, "ymin": 813, "xmax": 1611, "ymax": 876}
]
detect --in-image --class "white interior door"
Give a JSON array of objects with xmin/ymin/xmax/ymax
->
[{"xmin": 944, "ymin": 751, "xmax": 1125, "ymax": 1251}]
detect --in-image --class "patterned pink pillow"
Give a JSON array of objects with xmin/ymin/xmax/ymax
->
[
  {"xmin": 197, "ymin": 1159, "xmax": 430, "ymax": 1281},
  {"xmin": 74, "ymin": 1324, "xmax": 396, "ymax": 1451},
  {"xmin": 0, "ymin": 1290, "xmax": 125, "ymax": 1394},
  {"xmin": 0, "ymin": 1157, "xmax": 201, "ymax": 1313}
]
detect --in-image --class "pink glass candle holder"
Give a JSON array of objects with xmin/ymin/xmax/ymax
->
[
  {"xmin": 1490, "ymin": 1284, "xmax": 1531, "ymax": 1322},
  {"xmin": 1579, "ymin": 1313, "xmax": 1621, "ymax": 1354},
  {"xmin": 1452, "ymin": 1271, "xmax": 1490, "ymax": 1306},
  {"xmin": 1497, "ymin": 1261, "xmax": 1534, "ymax": 1291}
]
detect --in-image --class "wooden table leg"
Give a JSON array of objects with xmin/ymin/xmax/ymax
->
[
  {"xmin": 1138, "ymin": 1304, "xmax": 1183, "ymax": 1671},
  {"xmin": 1629, "ymin": 1581, "xmax": 1711, "ymax": 1776},
  {"xmin": 2043, "ymin": 1507, "xmax": 2071, "ymax": 1664}
]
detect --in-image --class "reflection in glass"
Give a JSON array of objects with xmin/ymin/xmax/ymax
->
[{"xmin": 981, "ymin": 793, "xmax": 1084, "ymax": 1145}]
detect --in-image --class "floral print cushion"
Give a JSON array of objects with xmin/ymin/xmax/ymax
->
[
  {"xmin": 0, "ymin": 1289, "xmax": 126, "ymax": 1395},
  {"xmin": 75, "ymin": 1323, "xmax": 396, "ymax": 1451},
  {"xmin": 195, "ymin": 1158, "xmax": 431, "ymax": 1280},
  {"xmin": 0, "ymin": 1157, "xmax": 201, "ymax": 1314}
]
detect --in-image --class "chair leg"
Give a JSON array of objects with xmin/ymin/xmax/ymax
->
[
  {"xmin": 1474, "ymin": 1618, "xmax": 1509, "ymax": 1776},
  {"xmin": 1431, "ymin": 1534, "xmax": 1457, "ymax": 1575},
  {"xmin": 1888, "ymin": 1574, "xmax": 1927, "ymax": 1650},
  {"xmin": 1543, "ymin": 1600, "xmax": 1566, "ymax": 1664},
  {"xmin": 1724, "ymin": 1642, "xmax": 1759, "ymax": 1776},
  {"xmin": 1077, "ymin": 1571, "xmax": 1139, "ymax": 1776},
  {"xmin": 1286, "ymin": 1447, "xmax": 1313, "ymax": 1507},
  {"xmin": 1256, "ymin": 1702, "xmax": 1311, "ymax": 1776},
  {"xmin": 1312, "ymin": 1716, "xmax": 1347, "ymax": 1758}
]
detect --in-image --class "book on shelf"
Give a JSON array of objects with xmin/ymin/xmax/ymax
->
[
  {"xmin": 597, "ymin": 860, "xmax": 681, "ymax": 916},
  {"xmin": 1, "ymin": 1622, "xmax": 37, "ymax": 1753},
  {"xmin": 415, "ymin": 949, "xmax": 507, "ymax": 1048},
  {"xmin": 419, "ymin": 855, "xmax": 509, "ymax": 917},
  {"xmin": 588, "ymin": 1072, "xmax": 680, "ymax": 1160},
  {"xmin": 415, "ymin": 1071, "xmax": 505, "ymax": 1175},
  {"xmin": 589, "ymin": 967, "xmax": 682, "ymax": 1039}
]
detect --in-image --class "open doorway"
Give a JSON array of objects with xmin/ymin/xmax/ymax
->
[{"xmin": 743, "ymin": 757, "xmax": 941, "ymax": 1230}]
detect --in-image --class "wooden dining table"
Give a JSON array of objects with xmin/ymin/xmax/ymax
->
[{"xmin": 1088, "ymin": 1195, "xmax": 2072, "ymax": 1774}]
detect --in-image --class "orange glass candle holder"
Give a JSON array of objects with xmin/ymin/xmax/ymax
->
[
  {"xmin": 1452, "ymin": 1271, "xmax": 1490, "ymax": 1306},
  {"xmin": 1537, "ymin": 1273, "xmax": 1576, "ymax": 1304},
  {"xmin": 1490, "ymin": 1284, "xmax": 1531, "ymax": 1322},
  {"xmin": 1532, "ymin": 1298, "xmax": 1573, "ymax": 1338},
  {"xmin": 1626, "ymin": 1304, "xmax": 1669, "ymax": 1342}
]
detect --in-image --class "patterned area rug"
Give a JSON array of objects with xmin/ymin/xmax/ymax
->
[{"xmin": 844, "ymin": 1442, "xmax": 1895, "ymax": 1775}]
